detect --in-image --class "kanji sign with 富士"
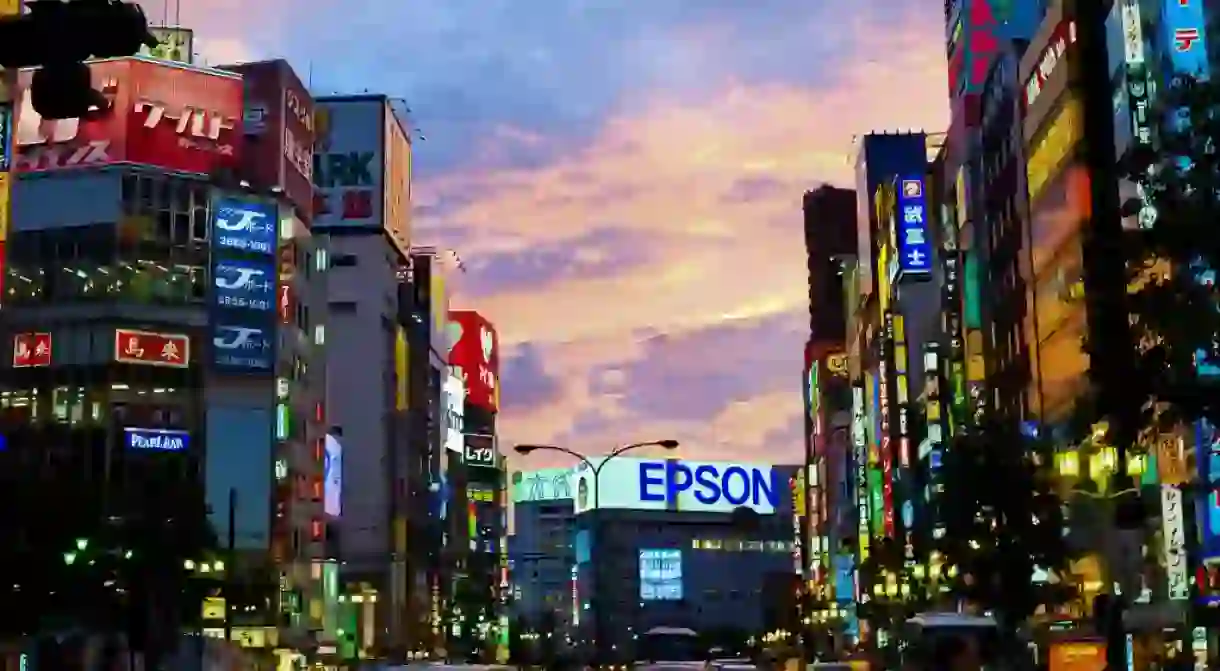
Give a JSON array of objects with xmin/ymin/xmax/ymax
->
[
  {"xmin": 113, "ymin": 328, "xmax": 191, "ymax": 368},
  {"xmin": 12, "ymin": 332, "xmax": 52, "ymax": 367}
]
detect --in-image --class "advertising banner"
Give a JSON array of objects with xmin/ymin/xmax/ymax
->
[
  {"xmin": 223, "ymin": 60, "xmax": 315, "ymax": 225},
  {"xmin": 113, "ymin": 328, "xmax": 190, "ymax": 367},
  {"xmin": 0, "ymin": 102, "xmax": 11, "ymax": 171},
  {"xmin": 464, "ymin": 434, "xmax": 496, "ymax": 468},
  {"xmin": 12, "ymin": 332, "xmax": 51, "ymax": 367},
  {"xmin": 639, "ymin": 549, "xmax": 683, "ymax": 600},
  {"xmin": 443, "ymin": 373, "xmax": 464, "ymax": 453},
  {"xmin": 124, "ymin": 427, "xmax": 190, "ymax": 451},
  {"xmin": 1163, "ymin": 0, "xmax": 1208, "ymax": 78},
  {"xmin": 383, "ymin": 106, "xmax": 412, "ymax": 254},
  {"xmin": 313, "ymin": 98, "xmax": 384, "ymax": 227},
  {"xmin": 1195, "ymin": 420, "xmax": 1220, "ymax": 560},
  {"xmin": 139, "ymin": 27, "xmax": 195, "ymax": 64},
  {"xmin": 13, "ymin": 58, "xmax": 243, "ymax": 175},
  {"xmin": 512, "ymin": 468, "xmax": 574, "ymax": 503},
  {"xmin": 1160, "ymin": 485, "xmax": 1189, "ymax": 600},
  {"xmin": 571, "ymin": 457, "xmax": 780, "ymax": 515},
  {"xmin": 214, "ymin": 258, "xmax": 276, "ymax": 310},
  {"xmin": 0, "ymin": 172, "xmax": 9, "ymax": 241},
  {"xmin": 447, "ymin": 310, "xmax": 500, "ymax": 412},
  {"xmin": 210, "ymin": 196, "xmax": 277, "ymax": 373},
  {"xmin": 324, "ymin": 434, "xmax": 342, "ymax": 517},
  {"xmin": 212, "ymin": 198, "xmax": 277, "ymax": 255},
  {"xmin": 211, "ymin": 321, "xmax": 274, "ymax": 372},
  {"xmin": 894, "ymin": 177, "xmax": 932, "ymax": 280}
]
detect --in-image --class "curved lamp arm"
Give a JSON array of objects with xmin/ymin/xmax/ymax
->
[
  {"xmin": 603, "ymin": 440, "xmax": 678, "ymax": 472},
  {"xmin": 516, "ymin": 444, "xmax": 596, "ymax": 472}
]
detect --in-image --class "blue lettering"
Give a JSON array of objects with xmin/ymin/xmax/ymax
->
[
  {"xmin": 639, "ymin": 462, "xmax": 666, "ymax": 502},
  {"xmin": 639, "ymin": 460, "xmax": 781, "ymax": 510},
  {"xmin": 693, "ymin": 465, "xmax": 719, "ymax": 504},
  {"xmin": 752, "ymin": 468, "xmax": 779, "ymax": 508},
  {"xmin": 665, "ymin": 461, "xmax": 692, "ymax": 503},
  {"xmin": 721, "ymin": 466, "xmax": 750, "ymax": 505}
]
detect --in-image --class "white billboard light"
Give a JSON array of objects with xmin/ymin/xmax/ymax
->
[
  {"xmin": 443, "ymin": 372, "xmax": 464, "ymax": 453},
  {"xmin": 571, "ymin": 458, "xmax": 780, "ymax": 515}
]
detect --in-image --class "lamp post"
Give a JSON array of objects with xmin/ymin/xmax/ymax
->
[{"xmin": 514, "ymin": 439, "xmax": 679, "ymax": 662}]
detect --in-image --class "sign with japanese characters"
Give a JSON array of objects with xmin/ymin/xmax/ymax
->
[
  {"xmin": 894, "ymin": 177, "xmax": 933, "ymax": 280},
  {"xmin": 1161, "ymin": 485, "xmax": 1189, "ymax": 600},
  {"xmin": 113, "ymin": 328, "xmax": 190, "ymax": 368},
  {"xmin": 1163, "ymin": 0, "xmax": 1208, "ymax": 78},
  {"xmin": 211, "ymin": 321, "xmax": 274, "ymax": 372},
  {"xmin": 12, "ymin": 332, "xmax": 51, "ymax": 368}
]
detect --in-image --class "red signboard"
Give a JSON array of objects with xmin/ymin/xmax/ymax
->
[
  {"xmin": 222, "ymin": 59, "xmax": 315, "ymax": 226},
  {"xmin": 13, "ymin": 58, "xmax": 243, "ymax": 175},
  {"xmin": 447, "ymin": 310, "xmax": 499, "ymax": 412},
  {"xmin": 278, "ymin": 284, "xmax": 295, "ymax": 324},
  {"xmin": 113, "ymin": 328, "xmax": 191, "ymax": 368},
  {"xmin": 12, "ymin": 332, "xmax": 51, "ymax": 367}
]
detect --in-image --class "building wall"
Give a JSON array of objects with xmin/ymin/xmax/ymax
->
[
  {"xmin": 802, "ymin": 186, "xmax": 858, "ymax": 345},
  {"xmin": 323, "ymin": 232, "xmax": 402, "ymax": 570},
  {"xmin": 511, "ymin": 499, "xmax": 577, "ymax": 627}
]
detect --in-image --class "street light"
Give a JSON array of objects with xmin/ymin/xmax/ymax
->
[{"xmin": 513, "ymin": 439, "xmax": 679, "ymax": 660}]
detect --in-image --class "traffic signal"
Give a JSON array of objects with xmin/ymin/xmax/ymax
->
[{"xmin": 0, "ymin": 0, "xmax": 158, "ymax": 119}]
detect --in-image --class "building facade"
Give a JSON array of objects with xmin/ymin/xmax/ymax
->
[{"xmin": 1, "ymin": 55, "xmax": 330, "ymax": 655}]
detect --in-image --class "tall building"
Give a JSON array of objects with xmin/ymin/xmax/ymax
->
[
  {"xmin": 1, "ymin": 55, "xmax": 328, "ymax": 658},
  {"xmin": 445, "ymin": 309, "xmax": 507, "ymax": 653},
  {"xmin": 313, "ymin": 94, "xmax": 421, "ymax": 653},
  {"xmin": 799, "ymin": 186, "xmax": 857, "ymax": 630},
  {"xmin": 567, "ymin": 458, "xmax": 797, "ymax": 657},
  {"xmin": 844, "ymin": 132, "xmax": 934, "ymax": 643},
  {"xmin": 509, "ymin": 468, "xmax": 578, "ymax": 630}
]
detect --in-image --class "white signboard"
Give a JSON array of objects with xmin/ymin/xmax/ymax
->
[
  {"xmin": 1161, "ymin": 485, "xmax": 1189, "ymax": 600},
  {"xmin": 571, "ymin": 457, "xmax": 780, "ymax": 515},
  {"xmin": 443, "ymin": 373, "xmax": 464, "ymax": 453}
]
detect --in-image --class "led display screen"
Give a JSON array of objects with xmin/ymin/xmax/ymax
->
[{"xmin": 639, "ymin": 548, "xmax": 683, "ymax": 601}]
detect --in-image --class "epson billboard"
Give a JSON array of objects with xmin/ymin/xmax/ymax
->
[{"xmin": 571, "ymin": 457, "xmax": 780, "ymax": 515}]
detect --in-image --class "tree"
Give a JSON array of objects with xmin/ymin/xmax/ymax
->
[
  {"xmin": 937, "ymin": 418, "xmax": 1072, "ymax": 632},
  {"xmin": 1118, "ymin": 75, "xmax": 1220, "ymax": 434}
]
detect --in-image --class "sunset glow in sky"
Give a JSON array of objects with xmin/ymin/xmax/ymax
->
[{"xmin": 171, "ymin": 0, "xmax": 949, "ymax": 468}]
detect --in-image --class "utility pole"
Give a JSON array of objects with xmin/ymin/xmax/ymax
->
[{"xmin": 224, "ymin": 486, "xmax": 236, "ymax": 645}]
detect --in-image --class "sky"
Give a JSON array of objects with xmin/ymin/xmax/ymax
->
[{"xmin": 167, "ymin": 0, "xmax": 949, "ymax": 470}]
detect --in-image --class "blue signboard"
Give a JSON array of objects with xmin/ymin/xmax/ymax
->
[
  {"xmin": 211, "ymin": 198, "xmax": 277, "ymax": 256},
  {"xmin": 895, "ymin": 177, "xmax": 933, "ymax": 279},
  {"xmin": 124, "ymin": 427, "xmax": 190, "ymax": 452},
  {"xmin": 833, "ymin": 553, "xmax": 855, "ymax": 603},
  {"xmin": 214, "ymin": 258, "xmax": 276, "ymax": 311},
  {"xmin": 212, "ymin": 319, "xmax": 275, "ymax": 371},
  {"xmin": 1163, "ymin": 0, "xmax": 1209, "ymax": 79},
  {"xmin": 1196, "ymin": 420, "xmax": 1220, "ymax": 561},
  {"xmin": 0, "ymin": 103, "xmax": 11, "ymax": 172}
]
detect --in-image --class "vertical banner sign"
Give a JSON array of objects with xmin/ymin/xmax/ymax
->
[
  {"xmin": 210, "ymin": 198, "xmax": 278, "ymax": 373},
  {"xmin": 895, "ymin": 177, "xmax": 933, "ymax": 280},
  {"xmin": 879, "ymin": 312, "xmax": 896, "ymax": 538},
  {"xmin": 1163, "ymin": 0, "xmax": 1208, "ymax": 79},
  {"xmin": 851, "ymin": 384, "xmax": 870, "ymax": 563},
  {"xmin": 942, "ymin": 249, "xmax": 968, "ymax": 432},
  {"xmin": 1160, "ymin": 485, "xmax": 1189, "ymax": 600},
  {"xmin": 1195, "ymin": 421, "xmax": 1220, "ymax": 561}
]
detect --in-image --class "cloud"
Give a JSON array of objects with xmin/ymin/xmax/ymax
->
[
  {"xmin": 499, "ymin": 342, "xmax": 564, "ymax": 413},
  {"xmin": 168, "ymin": 0, "xmax": 949, "ymax": 471}
]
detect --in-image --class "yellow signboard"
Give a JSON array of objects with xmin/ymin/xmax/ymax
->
[
  {"xmin": 1027, "ymin": 98, "xmax": 1082, "ymax": 202},
  {"xmin": 0, "ymin": 0, "xmax": 19, "ymax": 17},
  {"xmin": 0, "ymin": 172, "xmax": 9, "ymax": 241}
]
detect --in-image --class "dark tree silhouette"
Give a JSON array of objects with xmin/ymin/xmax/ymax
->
[
  {"xmin": 1117, "ymin": 75, "xmax": 1220, "ymax": 433},
  {"xmin": 937, "ymin": 418, "xmax": 1072, "ymax": 633}
]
